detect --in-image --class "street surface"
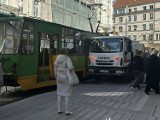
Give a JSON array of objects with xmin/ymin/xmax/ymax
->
[
  {"xmin": 0, "ymin": 86, "xmax": 56, "ymax": 106},
  {"xmin": 0, "ymin": 78, "xmax": 160, "ymax": 120}
]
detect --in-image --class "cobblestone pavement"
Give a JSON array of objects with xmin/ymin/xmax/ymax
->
[{"xmin": 0, "ymin": 80, "xmax": 160, "ymax": 120}]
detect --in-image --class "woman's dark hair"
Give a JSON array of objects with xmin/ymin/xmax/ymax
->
[{"xmin": 59, "ymin": 48, "xmax": 68, "ymax": 55}]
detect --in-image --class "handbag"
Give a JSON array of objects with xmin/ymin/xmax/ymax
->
[{"xmin": 66, "ymin": 70, "xmax": 79, "ymax": 85}]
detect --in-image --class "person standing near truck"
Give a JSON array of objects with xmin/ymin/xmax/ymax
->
[
  {"xmin": 131, "ymin": 49, "xmax": 144, "ymax": 90},
  {"xmin": 144, "ymin": 49, "xmax": 160, "ymax": 95}
]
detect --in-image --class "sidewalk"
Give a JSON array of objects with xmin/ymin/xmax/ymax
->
[{"xmin": 0, "ymin": 83, "xmax": 160, "ymax": 120}]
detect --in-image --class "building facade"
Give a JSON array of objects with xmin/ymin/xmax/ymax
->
[
  {"xmin": 95, "ymin": 0, "xmax": 113, "ymax": 33},
  {"xmin": 0, "ymin": 0, "xmax": 113, "ymax": 33},
  {"xmin": 0, "ymin": 0, "xmax": 52, "ymax": 21},
  {"xmin": 113, "ymin": 0, "xmax": 160, "ymax": 49}
]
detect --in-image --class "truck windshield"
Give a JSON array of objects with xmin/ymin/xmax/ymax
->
[
  {"xmin": 0, "ymin": 19, "xmax": 23, "ymax": 54},
  {"xmin": 89, "ymin": 38, "xmax": 123, "ymax": 53}
]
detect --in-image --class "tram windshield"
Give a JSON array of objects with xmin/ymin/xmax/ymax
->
[
  {"xmin": 89, "ymin": 38, "xmax": 123, "ymax": 53},
  {"xmin": 0, "ymin": 18, "xmax": 23, "ymax": 54}
]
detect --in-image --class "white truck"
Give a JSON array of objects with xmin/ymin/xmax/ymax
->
[{"xmin": 88, "ymin": 36, "xmax": 145, "ymax": 81}]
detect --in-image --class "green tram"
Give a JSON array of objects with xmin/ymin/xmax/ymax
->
[
  {"xmin": 0, "ymin": 16, "xmax": 99, "ymax": 91},
  {"xmin": 0, "ymin": 12, "xmax": 11, "ymax": 17}
]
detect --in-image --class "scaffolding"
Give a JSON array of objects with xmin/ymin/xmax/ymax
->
[{"xmin": 51, "ymin": 0, "xmax": 98, "ymax": 32}]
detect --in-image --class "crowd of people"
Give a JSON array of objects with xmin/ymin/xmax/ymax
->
[{"xmin": 131, "ymin": 48, "xmax": 160, "ymax": 95}]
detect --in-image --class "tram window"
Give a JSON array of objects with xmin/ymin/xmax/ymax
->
[
  {"xmin": 50, "ymin": 34, "xmax": 58, "ymax": 55},
  {"xmin": 75, "ymin": 32, "xmax": 85, "ymax": 54},
  {"xmin": 20, "ymin": 21, "xmax": 34, "ymax": 54},
  {"xmin": 0, "ymin": 20, "xmax": 22, "ymax": 54},
  {"xmin": 62, "ymin": 28, "xmax": 75, "ymax": 55},
  {"xmin": 39, "ymin": 33, "xmax": 50, "ymax": 66}
]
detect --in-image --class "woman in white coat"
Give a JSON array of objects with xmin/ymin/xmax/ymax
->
[{"xmin": 54, "ymin": 48, "xmax": 74, "ymax": 115}]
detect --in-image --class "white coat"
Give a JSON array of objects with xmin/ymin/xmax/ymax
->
[{"xmin": 54, "ymin": 55, "xmax": 74, "ymax": 96}]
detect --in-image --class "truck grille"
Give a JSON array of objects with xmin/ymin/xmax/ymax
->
[
  {"xmin": 96, "ymin": 63, "xmax": 113, "ymax": 65},
  {"xmin": 96, "ymin": 60, "xmax": 114, "ymax": 65}
]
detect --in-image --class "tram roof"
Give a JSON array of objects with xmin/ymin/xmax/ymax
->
[
  {"xmin": 0, "ymin": 12, "xmax": 11, "ymax": 17},
  {"xmin": 0, "ymin": 16, "xmax": 100, "ymax": 35}
]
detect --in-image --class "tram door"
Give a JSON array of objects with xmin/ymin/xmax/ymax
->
[{"xmin": 38, "ymin": 33, "xmax": 58, "ymax": 82}]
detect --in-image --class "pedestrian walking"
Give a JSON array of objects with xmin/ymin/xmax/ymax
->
[
  {"xmin": 131, "ymin": 49, "xmax": 144, "ymax": 90},
  {"xmin": 0, "ymin": 63, "xmax": 4, "ymax": 96},
  {"xmin": 141, "ymin": 50, "xmax": 150, "ymax": 83},
  {"xmin": 145, "ymin": 49, "xmax": 160, "ymax": 95},
  {"xmin": 54, "ymin": 48, "xmax": 74, "ymax": 115}
]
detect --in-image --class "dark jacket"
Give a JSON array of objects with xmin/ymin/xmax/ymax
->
[
  {"xmin": 146, "ymin": 54, "xmax": 160, "ymax": 82},
  {"xmin": 147, "ymin": 54, "xmax": 160, "ymax": 75},
  {"xmin": 132, "ymin": 55, "xmax": 144, "ymax": 72}
]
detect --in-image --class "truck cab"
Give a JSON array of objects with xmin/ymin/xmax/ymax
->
[{"xmin": 88, "ymin": 36, "xmax": 132, "ymax": 81}]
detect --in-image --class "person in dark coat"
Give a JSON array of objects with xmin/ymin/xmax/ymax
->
[
  {"xmin": 141, "ymin": 50, "xmax": 150, "ymax": 83},
  {"xmin": 131, "ymin": 49, "xmax": 144, "ymax": 90},
  {"xmin": 145, "ymin": 49, "xmax": 160, "ymax": 95}
]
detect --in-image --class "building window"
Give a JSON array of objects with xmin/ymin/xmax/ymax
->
[
  {"xmin": 134, "ymin": 8, "xmax": 137, "ymax": 11},
  {"xmin": 113, "ymin": 18, "xmax": 115, "ymax": 23},
  {"xmin": 143, "ymin": 24, "xmax": 146, "ymax": 30},
  {"xmin": 150, "ymin": 5, "xmax": 153, "ymax": 9},
  {"xmin": 118, "ymin": 9, "xmax": 125, "ymax": 14},
  {"xmin": 143, "ymin": 35, "xmax": 146, "ymax": 40},
  {"xmin": 133, "ymin": 25, "xmax": 137, "ymax": 31},
  {"xmin": 128, "ymin": 9, "xmax": 132, "ymax": 12},
  {"xmin": 149, "ymin": 23, "xmax": 153, "ymax": 30},
  {"xmin": 119, "ymin": 17, "xmax": 123, "ymax": 23},
  {"xmin": 134, "ymin": 15, "xmax": 137, "ymax": 21},
  {"xmin": 0, "ymin": 0, "xmax": 6, "ymax": 4},
  {"xmin": 128, "ymin": 25, "xmax": 131, "ymax": 31},
  {"xmin": 133, "ymin": 35, "xmax": 137, "ymax": 40},
  {"xmin": 34, "ymin": 0, "xmax": 39, "ymax": 16},
  {"xmin": 156, "ymin": 34, "xmax": 158, "ymax": 40},
  {"xmin": 128, "ymin": 16, "xmax": 131, "ymax": 21},
  {"xmin": 143, "ymin": 14, "xmax": 146, "ymax": 20},
  {"xmin": 113, "ymin": 27, "xmax": 115, "ymax": 31},
  {"xmin": 150, "ymin": 13, "xmax": 153, "ymax": 19},
  {"xmin": 19, "ymin": 0, "xmax": 23, "ymax": 14},
  {"xmin": 114, "ymin": 10, "xmax": 118, "ymax": 15},
  {"xmin": 119, "ymin": 26, "xmax": 123, "ymax": 32},
  {"xmin": 149, "ymin": 34, "xmax": 153, "ymax": 40},
  {"xmin": 143, "ymin": 6, "xmax": 146, "ymax": 10}
]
